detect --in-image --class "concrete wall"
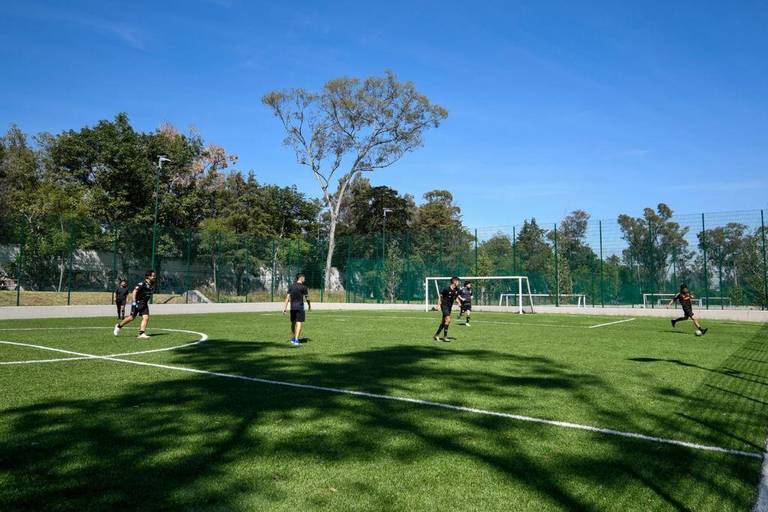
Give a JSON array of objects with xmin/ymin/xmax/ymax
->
[{"xmin": 0, "ymin": 302, "xmax": 766, "ymax": 323}]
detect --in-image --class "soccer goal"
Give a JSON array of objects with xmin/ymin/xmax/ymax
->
[
  {"xmin": 499, "ymin": 293, "xmax": 586, "ymax": 308},
  {"xmin": 424, "ymin": 276, "xmax": 535, "ymax": 314},
  {"xmin": 642, "ymin": 293, "xmax": 704, "ymax": 309}
]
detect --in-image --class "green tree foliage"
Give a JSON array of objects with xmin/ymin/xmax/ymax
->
[
  {"xmin": 263, "ymin": 71, "xmax": 448, "ymax": 290},
  {"xmin": 617, "ymin": 204, "xmax": 690, "ymax": 293}
]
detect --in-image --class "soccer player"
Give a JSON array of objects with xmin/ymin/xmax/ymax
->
[
  {"xmin": 283, "ymin": 273, "xmax": 311, "ymax": 346},
  {"xmin": 114, "ymin": 279, "xmax": 130, "ymax": 320},
  {"xmin": 458, "ymin": 280, "xmax": 473, "ymax": 326},
  {"xmin": 434, "ymin": 276, "xmax": 462, "ymax": 341},
  {"xmin": 113, "ymin": 270, "xmax": 157, "ymax": 339},
  {"xmin": 667, "ymin": 284, "xmax": 708, "ymax": 335}
]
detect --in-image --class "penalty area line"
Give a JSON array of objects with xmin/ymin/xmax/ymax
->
[
  {"xmin": 0, "ymin": 339, "xmax": 760, "ymax": 460},
  {"xmin": 588, "ymin": 318, "xmax": 636, "ymax": 329},
  {"xmin": 0, "ymin": 327, "xmax": 208, "ymax": 365}
]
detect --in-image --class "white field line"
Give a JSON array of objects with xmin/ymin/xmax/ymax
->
[
  {"xmin": 754, "ymin": 435, "xmax": 768, "ymax": 511},
  {"xmin": 0, "ymin": 328, "xmax": 207, "ymax": 365},
  {"xmin": 0, "ymin": 336, "xmax": 760, "ymax": 460},
  {"xmin": 588, "ymin": 318, "xmax": 636, "ymax": 329},
  {"xmin": 321, "ymin": 314, "xmax": 586, "ymax": 329}
]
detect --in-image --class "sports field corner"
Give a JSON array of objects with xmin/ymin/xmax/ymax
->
[{"xmin": 0, "ymin": 304, "xmax": 767, "ymax": 511}]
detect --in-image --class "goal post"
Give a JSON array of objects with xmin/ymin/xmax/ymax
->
[{"xmin": 424, "ymin": 276, "xmax": 535, "ymax": 314}]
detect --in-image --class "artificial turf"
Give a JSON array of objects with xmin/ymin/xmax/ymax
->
[{"xmin": 0, "ymin": 310, "xmax": 766, "ymax": 511}]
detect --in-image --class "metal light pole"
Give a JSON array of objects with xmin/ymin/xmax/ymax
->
[{"xmin": 151, "ymin": 156, "xmax": 171, "ymax": 272}]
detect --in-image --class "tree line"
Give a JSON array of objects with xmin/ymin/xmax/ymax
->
[{"xmin": 1, "ymin": 115, "xmax": 765, "ymax": 305}]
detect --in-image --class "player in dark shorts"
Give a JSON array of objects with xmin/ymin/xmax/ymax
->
[
  {"xmin": 114, "ymin": 279, "xmax": 130, "ymax": 320},
  {"xmin": 113, "ymin": 270, "xmax": 156, "ymax": 339},
  {"xmin": 667, "ymin": 284, "xmax": 708, "ymax": 335},
  {"xmin": 434, "ymin": 276, "xmax": 463, "ymax": 341},
  {"xmin": 283, "ymin": 273, "xmax": 311, "ymax": 346},
  {"xmin": 458, "ymin": 281, "xmax": 473, "ymax": 326}
]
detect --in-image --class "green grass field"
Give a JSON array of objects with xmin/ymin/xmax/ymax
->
[{"xmin": 1, "ymin": 310, "xmax": 766, "ymax": 511}]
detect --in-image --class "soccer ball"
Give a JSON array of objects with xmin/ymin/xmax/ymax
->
[{"xmin": 695, "ymin": 329, "xmax": 703, "ymax": 336}]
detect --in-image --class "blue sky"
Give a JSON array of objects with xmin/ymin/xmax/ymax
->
[{"xmin": 1, "ymin": 0, "xmax": 767, "ymax": 228}]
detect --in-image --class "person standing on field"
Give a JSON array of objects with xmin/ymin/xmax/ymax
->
[
  {"xmin": 283, "ymin": 273, "xmax": 311, "ymax": 346},
  {"xmin": 113, "ymin": 270, "xmax": 156, "ymax": 339},
  {"xmin": 114, "ymin": 279, "xmax": 130, "ymax": 320},
  {"xmin": 434, "ymin": 276, "xmax": 463, "ymax": 341}
]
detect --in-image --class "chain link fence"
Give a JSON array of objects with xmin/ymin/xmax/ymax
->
[{"xmin": 1, "ymin": 210, "xmax": 766, "ymax": 309}]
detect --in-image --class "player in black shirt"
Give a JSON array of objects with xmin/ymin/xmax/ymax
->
[
  {"xmin": 114, "ymin": 279, "xmax": 130, "ymax": 320},
  {"xmin": 458, "ymin": 281, "xmax": 473, "ymax": 326},
  {"xmin": 667, "ymin": 284, "xmax": 708, "ymax": 335},
  {"xmin": 283, "ymin": 273, "xmax": 311, "ymax": 346},
  {"xmin": 113, "ymin": 270, "xmax": 157, "ymax": 339},
  {"xmin": 434, "ymin": 276, "xmax": 463, "ymax": 341}
]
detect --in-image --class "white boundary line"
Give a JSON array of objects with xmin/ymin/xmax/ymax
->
[
  {"xmin": 0, "ymin": 327, "xmax": 207, "ymax": 365},
  {"xmin": 754, "ymin": 435, "xmax": 768, "ymax": 511},
  {"xmin": 321, "ymin": 314, "xmax": 587, "ymax": 329},
  {"xmin": 588, "ymin": 318, "xmax": 636, "ymax": 329},
  {"xmin": 0, "ymin": 334, "xmax": 760, "ymax": 460}
]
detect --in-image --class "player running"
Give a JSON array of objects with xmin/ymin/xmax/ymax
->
[
  {"xmin": 283, "ymin": 273, "xmax": 311, "ymax": 346},
  {"xmin": 667, "ymin": 284, "xmax": 708, "ymax": 335},
  {"xmin": 113, "ymin": 270, "xmax": 157, "ymax": 339},
  {"xmin": 114, "ymin": 279, "xmax": 130, "ymax": 320},
  {"xmin": 458, "ymin": 280, "xmax": 472, "ymax": 326},
  {"xmin": 434, "ymin": 276, "xmax": 463, "ymax": 341}
]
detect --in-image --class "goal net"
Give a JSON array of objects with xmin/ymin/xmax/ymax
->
[
  {"xmin": 499, "ymin": 293, "xmax": 586, "ymax": 308},
  {"xmin": 424, "ymin": 276, "xmax": 535, "ymax": 314}
]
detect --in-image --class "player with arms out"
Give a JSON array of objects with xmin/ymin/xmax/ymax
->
[
  {"xmin": 458, "ymin": 280, "xmax": 472, "ymax": 326},
  {"xmin": 434, "ymin": 276, "xmax": 463, "ymax": 341},
  {"xmin": 283, "ymin": 273, "xmax": 311, "ymax": 346},
  {"xmin": 114, "ymin": 278, "xmax": 130, "ymax": 320},
  {"xmin": 667, "ymin": 284, "xmax": 708, "ymax": 336},
  {"xmin": 113, "ymin": 270, "xmax": 157, "ymax": 339}
]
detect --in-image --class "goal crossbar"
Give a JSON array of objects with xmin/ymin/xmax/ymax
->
[{"xmin": 424, "ymin": 276, "xmax": 535, "ymax": 314}]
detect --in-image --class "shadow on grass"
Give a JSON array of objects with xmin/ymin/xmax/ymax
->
[{"xmin": 1, "ymin": 326, "xmax": 767, "ymax": 511}]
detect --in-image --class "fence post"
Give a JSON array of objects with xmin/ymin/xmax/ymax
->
[
  {"xmin": 647, "ymin": 219, "xmax": 654, "ymax": 308},
  {"xmin": 215, "ymin": 232, "xmax": 221, "ymax": 303},
  {"xmin": 184, "ymin": 229, "xmax": 192, "ymax": 304},
  {"xmin": 555, "ymin": 224, "xmax": 561, "ymax": 306},
  {"xmin": 717, "ymin": 249, "xmax": 724, "ymax": 310},
  {"xmin": 244, "ymin": 238, "xmax": 250, "ymax": 303},
  {"xmin": 599, "ymin": 220, "xmax": 604, "ymax": 308},
  {"xmin": 672, "ymin": 245, "xmax": 678, "ymax": 290},
  {"xmin": 66, "ymin": 221, "xmax": 75, "ymax": 306},
  {"xmin": 512, "ymin": 226, "xmax": 516, "ymax": 275},
  {"xmin": 701, "ymin": 213, "xmax": 709, "ymax": 309},
  {"xmin": 474, "ymin": 229, "xmax": 479, "ymax": 276},
  {"xmin": 111, "ymin": 225, "xmax": 118, "ymax": 304},
  {"xmin": 761, "ymin": 210, "xmax": 767, "ymax": 310},
  {"xmin": 271, "ymin": 238, "xmax": 276, "ymax": 302},
  {"xmin": 346, "ymin": 236, "xmax": 351, "ymax": 303},
  {"xmin": 16, "ymin": 219, "xmax": 26, "ymax": 307}
]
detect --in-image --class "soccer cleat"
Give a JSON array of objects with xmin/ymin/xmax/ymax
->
[
  {"xmin": 700, "ymin": 328, "xmax": 708, "ymax": 336},
  {"xmin": 671, "ymin": 319, "xmax": 676, "ymax": 328},
  {"xmin": 290, "ymin": 337, "xmax": 301, "ymax": 345},
  {"xmin": 137, "ymin": 333, "xmax": 150, "ymax": 339},
  {"xmin": 113, "ymin": 324, "xmax": 121, "ymax": 336}
]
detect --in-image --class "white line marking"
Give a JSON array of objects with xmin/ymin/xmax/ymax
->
[
  {"xmin": 0, "ymin": 338, "xmax": 760, "ymax": 460},
  {"xmin": 588, "ymin": 318, "xmax": 636, "ymax": 329},
  {"xmin": 323, "ymin": 314, "xmax": 584, "ymax": 329},
  {"xmin": 754, "ymin": 435, "xmax": 768, "ymax": 511},
  {"xmin": 0, "ymin": 328, "xmax": 207, "ymax": 365}
]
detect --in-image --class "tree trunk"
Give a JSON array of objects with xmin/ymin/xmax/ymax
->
[
  {"xmin": 57, "ymin": 256, "xmax": 64, "ymax": 293},
  {"xmin": 324, "ymin": 213, "xmax": 338, "ymax": 290}
]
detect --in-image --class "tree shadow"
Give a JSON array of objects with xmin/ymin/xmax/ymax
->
[{"xmin": 1, "ymin": 326, "xmax": 767, "ymax": 510}]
